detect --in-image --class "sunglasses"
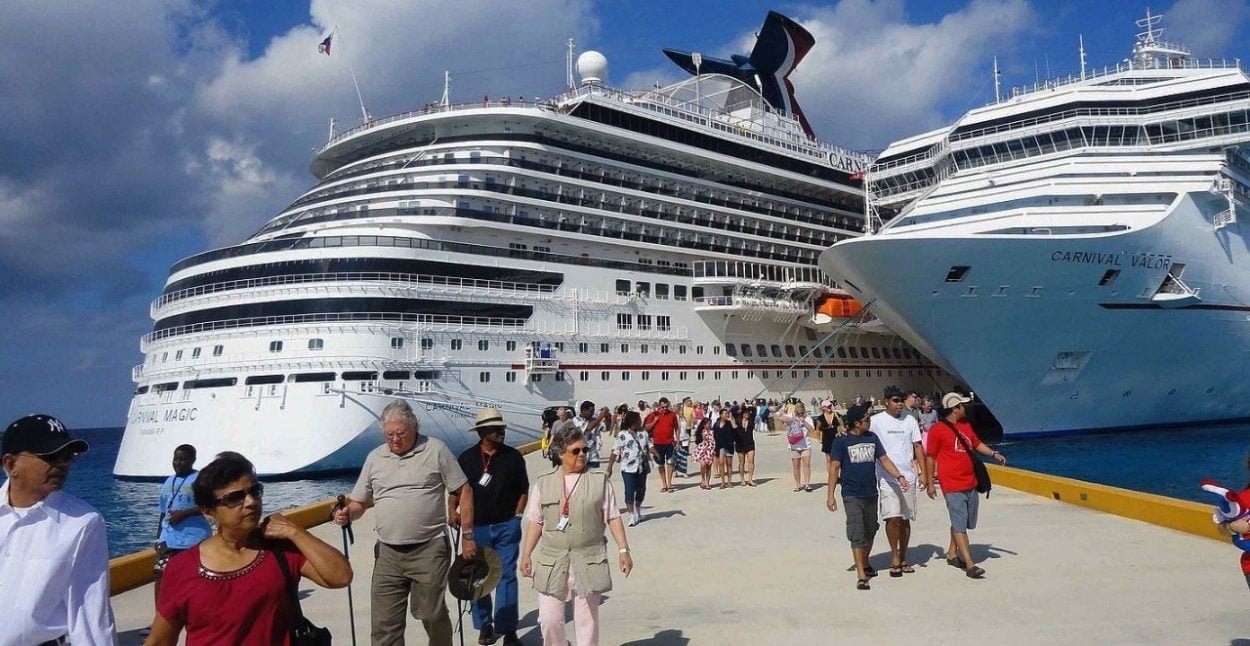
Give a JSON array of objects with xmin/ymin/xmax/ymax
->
[
  {"xmin": 214, "ymin": 483, "xmax": 264, "ymax": 508},
  {"xmin": 888, "ymin": 397, "xmax": 904, "ymax": 403},
  {"xmin": 565, "ymin": 447, "xmax": 587, "ymax": 456}
]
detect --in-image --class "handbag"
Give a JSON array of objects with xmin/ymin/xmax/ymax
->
[
  {"xmin": 273, "ymin": 548, "xmax": 332, "ymax": 645},
  {"xmin": 941, "ymin": 420, "xmax": 992, "ymax": 496}
]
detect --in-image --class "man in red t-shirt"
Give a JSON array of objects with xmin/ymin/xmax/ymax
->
[
  {"xmin": 924, "ymin": 393, "xmax": 1006, "ymax": 580},
  {"xmin": 645, "ymin": 397, "xmax": 680, "ymax": 493}
]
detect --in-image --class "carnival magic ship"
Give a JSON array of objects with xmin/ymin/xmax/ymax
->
[
  {"xmin": 116, "ymin": 12, "xmax": 953, "ymax": 477},
  {"xmin": 821, "ymin": 11, "xmax": 1250, "ymax": 437}
]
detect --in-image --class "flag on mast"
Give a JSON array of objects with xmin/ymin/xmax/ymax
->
[{"xmin": 318, "ymin": 34, "xmax": 332, "ymax": 56}]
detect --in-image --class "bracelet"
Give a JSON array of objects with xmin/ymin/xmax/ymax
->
[{"xmin": 619, "ymin": 547, "xmax": 630, "ymax": 553}]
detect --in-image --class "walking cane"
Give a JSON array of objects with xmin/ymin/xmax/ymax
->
[{"xmin": 333, "ymin": 495, "xmax": 358, "ymax": 646}]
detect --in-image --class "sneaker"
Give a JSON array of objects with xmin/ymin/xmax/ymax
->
[
  {"xmin": 627, "ymin": 512, "xmax": 638, "ymax": 526},
  {"xmin": 478, "ymin": 624, "xmax": 499, "ymax": 645},
  {"xmin": 502, "ymin": 632, "xmax": 522, "ymax": 646}
]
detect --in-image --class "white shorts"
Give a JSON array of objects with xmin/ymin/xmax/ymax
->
[{"xmin": 877, "ymin": 476, "xmax": 918, "ymax": 520}]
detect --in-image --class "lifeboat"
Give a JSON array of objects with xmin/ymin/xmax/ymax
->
[{"xmin": 812, "ymin": 292, "xmax": 863, "ymax": 324}]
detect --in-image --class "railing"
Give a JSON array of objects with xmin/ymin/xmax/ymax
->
[
  {"xmin": 1004, "ymin": 56, "xmax": 1241, "ymax": 103},
  {"xmin": 142, "ymin": 312, "xmax": 528, "ymax": 347},
  {"xmin": 693, "ymin": 295, "xmax": 806, "ymax": 311},
  {"xmin": 322, "ymin": 98, "xmax": 558, "ymax": 150},
  {"xmin": 152, "ymin": 272, "xmax": 558, "ymax": 312}
]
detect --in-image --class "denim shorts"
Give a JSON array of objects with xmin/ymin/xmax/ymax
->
[{"xmin": 944, "ymin": 489, "xmax": 980, "ymax": 532}]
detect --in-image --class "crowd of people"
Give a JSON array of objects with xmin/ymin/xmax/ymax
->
[{"xmin": 1, "ymin": 387, "xmax": 1017, "ymax": 644}]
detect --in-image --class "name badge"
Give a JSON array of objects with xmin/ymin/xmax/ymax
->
[
  {"xmin": 478, "ymin": 473, "xmax": 492, "ymax": 487},
  {"xmin": 556, "ymin": 515, "xmax": 571, "ymax": 532}
]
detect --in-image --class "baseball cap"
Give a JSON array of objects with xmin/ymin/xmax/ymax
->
[
  {"xmin": 2, "ymin": 414, "xmax": 90, "ymax": 457},
  {"xmin": 941, "ymin": 392, "xmax": 973, "ymax": 410},
  {"xmin": 844, "ymin": 404, "xmax": 871, "ymax": 427},
  {"xmin": 820, "ymin": 399, "xmax": 834, "ymax": 409}
]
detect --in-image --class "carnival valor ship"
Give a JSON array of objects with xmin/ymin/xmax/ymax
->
[
  {"xmin": 821, "ymin": 11, "xmax": 1250, "ymax": 437},
  {"xmin": 116, "ymin": 12, "xmax": 953, "ymax": 477}
]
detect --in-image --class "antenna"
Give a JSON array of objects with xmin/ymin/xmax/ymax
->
[
  {"xmin": 993, "ymin": 56, "xmax": 1002, "ymax": 102},
  {"xmin": 327, "ymin": 27, "xmax": 371, "ymax": 124},
  {"xmin": 328, "ymin": 117, "xmax": 335, "ymax": 144},
  {"xmin": 1079, "ymin": 34, "xmax": 1087, "ymax": 80},
  {"xmin": 566, "ymin": 39, "xmax": 576, "ymax": 90},
  {"xmin": 1136, "ymin": 7, "xmax": 1163, "ymax": 44},
  {"xmin": 440, "ymin": 70, "xmax": 451, "ymax": 108}
]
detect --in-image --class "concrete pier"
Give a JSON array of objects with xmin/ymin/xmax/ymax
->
[{"xmin": 110, "ymin": 436, "xmax": 1250, "ymax": 645}]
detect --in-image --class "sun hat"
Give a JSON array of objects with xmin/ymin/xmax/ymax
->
[{"xmin": 471, "ymin": 407, "xmax": 507, "ymax": 433}]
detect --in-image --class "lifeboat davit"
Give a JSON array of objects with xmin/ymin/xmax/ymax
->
[{"xmin": 812, "ymin": 292, "xmax": 863, "ymax": 324}]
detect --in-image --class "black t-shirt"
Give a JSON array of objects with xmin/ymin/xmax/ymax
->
[{"xmin": 457, "ymin": 443, "xmax": 530, "ymax": 526}]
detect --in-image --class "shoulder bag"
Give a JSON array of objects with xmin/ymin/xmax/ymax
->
[
  {"xmin": 940, "ymin": 420, "xmax": 992, "ymax": 497},
  {"xmin": 273, "ymin": 548, "xmax": 332, "ymax": 646}
]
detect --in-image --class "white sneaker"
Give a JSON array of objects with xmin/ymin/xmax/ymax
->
[{"xmin": 628, "ymin": 512, "xmax": 638, "ymax": 526}]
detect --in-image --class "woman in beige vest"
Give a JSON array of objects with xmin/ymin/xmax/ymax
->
[{"xmin": 520, "ymin": 425, "xmax": 632, "ymax": 646}]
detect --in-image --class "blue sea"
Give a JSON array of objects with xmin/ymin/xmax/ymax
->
[{"xmin": 52, "ymin": 424, "xmax": 1250, "ymax": 558}]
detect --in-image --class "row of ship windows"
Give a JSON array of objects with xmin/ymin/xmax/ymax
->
[
  {"xmin": 154, "ymin": 338, "xmax": 919, "ymax": 364},
  {"xmin": 137, "ymin": 366, "xmax": 943, "ymax": 394}
]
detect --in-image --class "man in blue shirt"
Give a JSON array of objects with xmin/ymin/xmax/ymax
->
[
  {"xmin": 151, "ymin": 445, "xmax": 211, "ymax": 620},
  {"xmin": 826, "ymin": 405, "xmax": 910, "ymax": 591}
]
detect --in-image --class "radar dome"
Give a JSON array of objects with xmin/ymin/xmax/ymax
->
[{"xmin": 577, "ymin": 51, "xmax": 608, "ymax": 85}]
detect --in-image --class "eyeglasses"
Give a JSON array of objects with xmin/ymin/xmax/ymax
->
[
  {"xmin": 384, "ymin": 429, "xmax": 413, "ymax": 439},
  {"xmin": 565, "ymin": 447, "xmax": 587, "ymax": 456},
  {"xmin": 213, "ymin": 483, "xmax": 264, "ymax": 508}
]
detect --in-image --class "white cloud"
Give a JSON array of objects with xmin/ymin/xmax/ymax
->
[{"xmin": 1165, "ymin": 0, "xmax": 1250, "ymax": 56}]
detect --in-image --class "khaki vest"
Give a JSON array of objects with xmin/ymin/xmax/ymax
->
[{"xmin": 532, "ymin": 470, "xmax": 612, "ymax": 598}]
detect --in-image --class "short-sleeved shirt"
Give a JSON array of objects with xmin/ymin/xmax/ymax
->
[
  {"xmin": 157, "ymin": 544, "xmax": 306, "ymax": 645},
  {"xmin": 870, "ymin": 411, "xmax": 922, "ymax": 480},
  {"xmin": 831, "ymin": 432, "xmax": 885, "ymax": 499},
  {"xmin": 925, "ymin": 419, "xmax": 984, "ymax": 494},
  {"xmin": 350, "ymin": 435, "xmax": 469, "ymax": 544},
  {"xmin": 159, "ymin": 471, "xmax": 212, "ymax": 549},
  {"xmin": 611, "ymin": 430, "xmax": 652, "ymax": 474},
  {"xmin": 457, "ymin": 443, "xmax": 529, "ymax": 526},
  {"xmin": 647, "ymin": 410, "xmax": 679, "ymax": 445}
]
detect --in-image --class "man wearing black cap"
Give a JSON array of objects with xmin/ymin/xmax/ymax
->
[
  {"xmin": 449, "ymin": 408, "xmax": 528, "ymax": 646},
  {"xmin": 0, "ymin": 414, "xmax": 117, "ymax": 644}
]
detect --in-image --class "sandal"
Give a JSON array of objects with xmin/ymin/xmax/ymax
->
[
  {"xmin": 864, "ymin": 566, "xmax": 878, "ymax": 578},
  {"xmin": 746, "ymin": 481, "xmax": 757, "ymax": 487},
  {"xmin": 965, "ymin": 566, "xmax": 985, "ymax": 579},
  {"xmin": 856, "ymin": 578, "xmax": 870, "ymax": 590},
  {"xmin": 793, "ymin": 486, "xmax": 803, "ymax": 492},
  {"xmin": 803, "ymin": 485, "xmax": 813, "ymax": 492},
  {"xmin": 946, "ymin": 556, "xmax": 966, "ymax": 569},
  {"xmin": 900, "ymin": 564, "xmax": 915, "ymax": 574},
  {"xmin": 889, "ymin": 565, "xmax": 903, "ymax": 578}
]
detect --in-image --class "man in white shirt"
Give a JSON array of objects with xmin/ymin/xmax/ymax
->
[
  {"xmin": 0, "ymin": 414, "xmax": 116, "ymax": 645},
  {"xmin": 869, "ymin": 387, "xmax": 927, "ymax": 577}
]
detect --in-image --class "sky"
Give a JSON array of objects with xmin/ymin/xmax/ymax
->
[{"xmin": 2, "ymin": 0, "xmax": 1248, "ymax": 428}]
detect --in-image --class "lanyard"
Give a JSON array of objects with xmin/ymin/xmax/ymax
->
[
  {"xmin": 561, "ymin": 473, "xmax": 584, "ymax": 516},
  {"xmin": 164, "ymin": 474, "xmax": 188, "ymax": 516},
  {"xmin": 480, "ymin": 447, "xmax": 494, "ymax": 475}
]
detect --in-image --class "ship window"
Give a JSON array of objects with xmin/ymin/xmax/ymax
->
[
  {"xmin": 746, "ymin": 371, "xmax": 753, "ymax": 379},
  {"xmin": 269, "ymin": 341, "xmax": 284, "ymax": 353},
  {"xmin": 692, "ymin": 286, "xmax": 704, "ymax": 300},
  {"xmin": 153, "ymin": 382, "xmax": 179, "ymax": 392},
  {"xmin": 818, "ymin": 370, "xmax": 824, "ymax": 378},
  {"xmin": 714, "ymin": 371, "xmax": 721, "ymax": 379},
  {"xmin": 679, "ymin": 346, "xmax": 687, "ymax": 355},
  {"xmin": 622, "ymin": 371, "xmax": 630, "ymax": 381},
  {"xmin": 871, "ymin": 347, "xmax": 881, "ymax": 359},
  {"xmin": 674, "ymin": 285, "xmax": 688, "ymax": 301},
  {"xmin": 602, "ymin": 371, "xmax": 610, "ymax": 381},
  {"xmin": 740, "ymin": 344, "xmax": 753, "ymax": 357},
  {"xmin": 135, "ymin": 386, "xmax": 149, "ymax": 395},
  {"xmin": 600, "ymin": 343, "xmax": 610, "ymax": 353},
  {"xmin": 892, "ymin": 348, "xmax": 902, "ymax": 360},
  {"xmin": 532, "ymin": 374, "xmax": 542, "ymax": 382},
  {"xmin": 838, "ymin": 347, "xmax": 848, "ymax": 359},
  {"xmin": 661, "ymin": 345, "xmax": 669, "ymax": 354},
  {"xmin": 506, "ymin": 340, "xmax": 516, "ymax": 351},
  {"xmin": 160, "ymin": 352, "xmax": 168, "ymax": 363},
  {"xmin": 697, "ymin": 371, "xmax": 705, "ymax": 380},
  {"xmin": 638, "ymin": 315, "xmax": 651, "ymax": 330},
  {"xmin": 383, "ymin": 370, "xmax": 411, "ymax": 380},
  {"xmin": 245, "ymin": 374, "xmax": 285, "ymax": 385},
  {"xmin": 184, "ymin": 377, "xmax": 237, "ymax": 389},
  {"xmin": 479, "ymin": 372, "xmax": 491, "ymax": 383},
  {"xmin": 616, "ymin": 279, "xmax": 631, "ymax": 295},
  {"xmin": 309, "ymin": 339, "xmax": 324, "ymax": 351},
  {"xmin": 757, "ymin": 344, "xmax": 767, "ymax": 357},
  {"xmin": 641, "ymin": 344, "xmax": 648, "ymax": 354},
  {"xmin": 642, "ymin": 371, "xmax": 650, "ymax": 380},
  {"xmin": 414, "ymin": 370, "xmax": 441, "ymax": 380},
  {"xmin": 697, "ymin": 346, "xmax": 704, "ymax": 355},
  {"xmin": 451, "ymin": 339, "xmax": 463, "ymax": 350},
  {"xmin": 655, "ymin": 284, "xmax": 669, "ymax": 299},
  {"xmin": 680, "ymin": 371, "xmax": 688, "ymax": 380},
  {"xmin": 849, "ymin": 347, "xmax": 859, "ymax": 359},
  {"xmin": 342, "ymin": 371, "xmax": 378, "ymax": 381},
  {"xmin": 421, "ymin": 338, "xmax": 433, "ymax": 350},
  {"xmin": 580, "ymin": 371, "xmax": 589, "ymax": 381},
  {"xmin": 662, "ymin": 371, "xmax": 670, "ymax": 380},
  {"xmin": 621, "ymin": 344, "xmax": 629, "ymax": 353},
  {"xmin": 192, "ymin": 348, "xmax": 201, "ymax": 359},
  {"xmin": 213, "ymin": 345, "xmax": 224, "ymax": 356},
  {"xmin": 291, "ymin": 372, "xmax": 335, "ymax": 383},
  {"xmin": 391, "ymin": 337, "xmax": 405, "ymax": 349},
  {"xmin": 945, "ymin": 266, "xmax": 971, "ymax": 283},
  {"xmin": 578, "ymin": 343, "xmax": 588, "ymax": 353},
  {"xmin": 799, "ymin": 345, "xmax": 808, "ymax": 357},
  {"xmin": 635, "ymin": 282, "xmax": 650, "ymax": 297},
  {"xmin": 478, "ymin": 340, "xmax": 489, "ymax": 351},
  {"xmin": 556, "ymin": 371, "xmax": 566, "ymax": 381},
  {"xmin": 506, "ymin": 372, "xmax": 517, "ymax": 383},
  {"xmin": 770, "ymin": 345, "xmax": 782, "ymax": 358},
  {"xmin": 1098, "ymin": 269, "xmax": 1121, "ymax": 286},
  {"xmin": 556, "ymin": 342, "xmax": 564, "ymax": 352},
  {"xmin": 175, "ymin": 350, "xmax": 183, "ymax": 361},
  {"xmin": 617, "ymin": 313, "xmax": 632, "ymax": 329},
  {"xmin": 713, "ymin": 346, "xmax": 720, "ymax": 355},
  {"xmin": 657, "ymin": 316, "xmax": 671, "ymax": 331},
  {"xmin": 785, "ymin": 345, "xmax": 796, "ymax": 358},
  {"xmin": 725, "ymin": 344, "xmax": 738, "ymax": 357}
]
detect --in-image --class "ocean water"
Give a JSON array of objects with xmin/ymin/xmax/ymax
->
[
  {"xmin": 43, "ymin": 424, "xmax": 1250, "ymax": 558},
  {"xmin": 63, "ymin": 428, "xmax": 357, "ymax": 557}
]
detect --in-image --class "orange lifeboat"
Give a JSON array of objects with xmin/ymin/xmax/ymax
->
[{"xmin": 813, "ymin": 293, "xmax": 863, "ymax": 323}]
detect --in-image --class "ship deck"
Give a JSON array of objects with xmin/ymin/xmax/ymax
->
[{"xmin": 109, "ymin": 435, "xmax": 1250, "ymax": 644}]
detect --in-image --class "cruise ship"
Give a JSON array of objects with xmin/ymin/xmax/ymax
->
[
  {"xmin": 116, "ymin": 12, "xmax": 952, "ymax": 477},
  {"xmin": 820, "ymin": 11, "xmax": 1250, "ymax": 437}
]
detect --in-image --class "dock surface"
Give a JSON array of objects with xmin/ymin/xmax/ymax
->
[{"xmin": 111, "ymin": 435, "xmax": 1250, "ymax": 645}]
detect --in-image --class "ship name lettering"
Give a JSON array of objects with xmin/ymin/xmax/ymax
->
[
  {"xmin": 1050, "ymin": 251, "xmax": 1123, "ymax": 266},
  {"xmin": 130, "ymin": 410, "xmax": 160, "ymax": 425},
  {"xmin": 1129, "ymin": 253, "xmax": 1172, "ymax": 269},
  {"xmin": 163, "ymin": 407, "xmax": 198, "ymax": 422}
]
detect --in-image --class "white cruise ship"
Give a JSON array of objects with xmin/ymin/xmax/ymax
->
[
  {"xmin": 116, "ymin": 12, "xmax": 953, "ymax": 477},
  {"xmin": 820, "ymin": 11, "xmax": 1250, "ymax": 437}
]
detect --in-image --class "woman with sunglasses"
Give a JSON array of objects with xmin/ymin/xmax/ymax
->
[
  {"xmin": 690, "ymin": 417, "xmax": 716, "ymax": 490},
  {"xmin": 779, "ymin": 401, "xmax": 815, "ymax": 492},
  {"xmin": 521, "ymin": 425, "xmax": 632, "ymax": 646},
  {"xmin": 145, "ymin": 452, "xmax": 352, "ymax": 645}
]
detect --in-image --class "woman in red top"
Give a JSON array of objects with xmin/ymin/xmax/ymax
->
[{"xmin": 146, "ymin": 452, "xmax": 352, "ymax": 645}]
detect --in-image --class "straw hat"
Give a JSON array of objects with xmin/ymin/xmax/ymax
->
[
  {"xmin": 448, "ymin": 547, "xmax": 503, "ymax": 601},
  {"xmin": 472, "ymin": 407, "xmax": 507, "ymax": 433}
]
